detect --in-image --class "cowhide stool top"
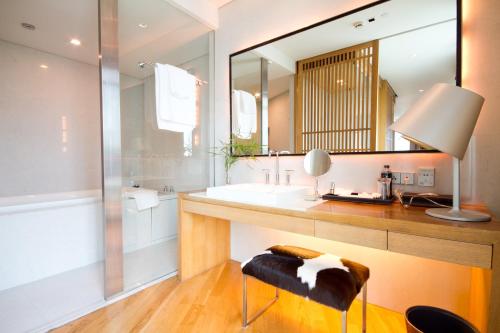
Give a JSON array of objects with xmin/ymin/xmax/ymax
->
[{"xmin": 241, "ymin": 245, "xmax": 369, "ymax": 311}]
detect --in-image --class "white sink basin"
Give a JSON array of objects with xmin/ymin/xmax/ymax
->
[{"xmin": 206, "ymin": 183, "xmax": 310, "ymax": 206}]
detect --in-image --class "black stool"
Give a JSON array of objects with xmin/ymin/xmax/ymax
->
[{"xmin": 241, "ymin": 245, "xmax": 369, "ymax": 332}]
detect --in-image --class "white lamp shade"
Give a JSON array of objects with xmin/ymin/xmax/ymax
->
[{"xmin": 390, "ymin": 83, "xmax": 484, "ymax": 160}]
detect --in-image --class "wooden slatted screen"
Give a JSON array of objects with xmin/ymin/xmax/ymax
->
[{"xmin": 295, "ymin": 40, "xmax": 379, "ymax": 153}]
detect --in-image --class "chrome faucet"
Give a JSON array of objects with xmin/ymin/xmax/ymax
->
[{"xmin": 268, "ymin": 150, "xmax": 290, "ymax": 185}]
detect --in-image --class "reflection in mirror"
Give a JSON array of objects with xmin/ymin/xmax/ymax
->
[
  {"xmin": 230, "ymin": 0, "xmax": 458, "ymax": 155},
  {"xmin": 304, "ymin": 149, "xmax": 332, "ymax": 177}
]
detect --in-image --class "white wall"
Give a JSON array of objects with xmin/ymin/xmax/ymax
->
[
  {"xmin": 0, "ymin": 40, "xmax": 101, "ymax": 197},
  {"xmin": 230, "ymin": 152, "xmax": 452, "ymax": 195},
  {"xmin": 463, "ymin": 0, "xmax": 500, "ymax": 216},
  {"xmin": 213, "ymin": 0, "xmax": 478, "ymax": 318}
]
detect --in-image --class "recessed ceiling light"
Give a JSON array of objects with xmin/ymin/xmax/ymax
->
[
  {"xmin": 21, "ymin": 22, "xmax": 36, "ymax": 30},
  {"xmin": 70, "ymin": 38, "xmax": 81, "ymax": 46},
  {"xmin": 412, "ymin": 53, "xmax": 417, "ymax": 58},
  {"xmin": 254, "ymin": 92, "xmax": 261, "ymax": 98},
  {"xmin": 419, "ymin": 89, "xmax": 424, "ymax": 93},
  {"xmin": 138, "ymin": 23, "xmax": 148, "ymax": 28},
  {"xmin": 40, "ymin": 64, "xmax": 48, "ymax": 69}
]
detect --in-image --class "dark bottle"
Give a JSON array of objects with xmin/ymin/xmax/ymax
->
[{"xmin": 381, "ymin": 165, "xmax": 393, "ymax": 198}]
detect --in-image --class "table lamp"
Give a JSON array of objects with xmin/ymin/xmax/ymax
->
[{"xmin": 390, "ymin": 83, "xmax": 491, "ymax": 222}]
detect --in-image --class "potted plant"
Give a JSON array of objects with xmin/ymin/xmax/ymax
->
[{"xmin": 211, "ymin": 136, "xmax": 261, "ymax": 184}]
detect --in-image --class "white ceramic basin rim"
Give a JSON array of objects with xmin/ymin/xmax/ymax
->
[{"xmin": 206, "ymin": 183, "xmax": 309, "ymax": 206}]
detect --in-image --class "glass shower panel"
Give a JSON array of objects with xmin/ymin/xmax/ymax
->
[
  {"xmin": 0, "ymin": 0, "xmax": 104, "ymax": 331},
  {"xmin": 118, "ymin": 0, "xmax": 211, "ymax": 291}
]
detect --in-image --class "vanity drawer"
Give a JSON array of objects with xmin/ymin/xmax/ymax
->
[
  {"xmin": 388, "ymin": 232, "xmax": 492, "ymax": 268},
  {"xmin": 183, "ymin": 200, "xmax": 315, "ymax": 236},
  {"xmin": 315, "ymin": 220, "xmax": 387, "ymax": 250}
]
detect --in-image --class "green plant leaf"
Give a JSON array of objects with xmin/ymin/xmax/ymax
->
[{"xmin": 209, "ymin": 135, "xmax": 261, "ymax": 174}]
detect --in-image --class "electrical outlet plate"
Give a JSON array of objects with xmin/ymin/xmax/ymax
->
[
  {"xmin": 418, "ymin": 168, "xmax": 435, "ymax": 187},
  {"xmin": 392, "ymin": 172, "xmax": 401, "ymax": 185},
  {"xmin": 401, "ymin": 172, "xmax": 415, "ymax": 185}
]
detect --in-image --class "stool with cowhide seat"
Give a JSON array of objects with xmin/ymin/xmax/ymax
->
[{"xmin": 241, "ymin": 245, "xmax": 369, "ymax": 332}]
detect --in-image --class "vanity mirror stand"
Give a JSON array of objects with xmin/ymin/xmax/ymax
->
[{"xmin": 303, "ymin": 149, "xmax": 331, "ymax": 200}]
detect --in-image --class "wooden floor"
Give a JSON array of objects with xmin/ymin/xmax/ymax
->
[{"xmin": 52, "ymin": 261, "xmax": 406, "ymax": 332}]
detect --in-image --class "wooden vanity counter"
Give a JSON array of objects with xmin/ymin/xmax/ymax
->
[
  {"xmin": 310, "ymin": 200, "xmax": 500, "ymax": 245},
  {"xmin": 179, "ymin": 192, "xmax": 500, "ymax": 332},
  {"xmin": 181, "ymin": 192, "xmax": 500, "ymax": 244}
]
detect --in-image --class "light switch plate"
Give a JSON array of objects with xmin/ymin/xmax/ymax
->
[
  {"xmin": 401, "ymin": 172, "xmax": 415, "ymax": 185},
  {"xmin": 418, "ymin": 168, "xmax": 435, "ymax": 187},
  {"xmin": 392, "ymin": 172, "xmax": 401, "ymax": 185}
]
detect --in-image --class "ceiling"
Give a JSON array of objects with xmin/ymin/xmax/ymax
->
[
  {"xmin": 232, "ymin": 53, "xmax": 293, "ymax": 98},
  {"xmin": 118, "ymin": 0, "xmax": 211, "ymax": 78},
  {"xmin": 0, "ymin": 0, "xmax": 212, "ymax": 78},
  {"xmin": 0, "ymin": 0, "xmax": 99, "ymax": 65},
  {"xmin": 231, "ymin": 0, "xmax": 456, "ymax": 101},
  {"xmin": 379, "ymin": 20, "xmax": 456, "ymax": 100},
  {"xmin": 264, "ymin": 0, "xmax": 456, "ymax": 62},
  {"xmin": 232, "ymin": 52, "xmax": 291, "ymax": 83}
]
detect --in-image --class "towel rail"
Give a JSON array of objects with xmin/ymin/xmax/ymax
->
[{"xmin": 137, "ymin": 61, "xmax": 208, "ymax": 86}]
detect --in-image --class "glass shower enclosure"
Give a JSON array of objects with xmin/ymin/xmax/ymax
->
[{"xmin": 103, "ymin": 0, "xmax": 213, "ymax": 296}]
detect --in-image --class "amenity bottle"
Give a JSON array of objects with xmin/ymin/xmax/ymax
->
[{"xmin": 381, "ymin": 165, "xmax": 393, "ymax": 199}]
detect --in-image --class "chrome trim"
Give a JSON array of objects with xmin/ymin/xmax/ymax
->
[
  {"xmin": 98, "ymin": 0, "xmax": 123, "ymax": 298},
  {"xmin": 260, "ymin": 57, "xmax": 269, "ymax": 154},
  {"xmin": 342, "ymin": 310, "xmax": 347, "ymax": 333},
  {"xmin": 136, "ymin": 61, "xmax": 208, "ymax": 85},
  {"xmin": 241, "ymin": 274, "xmax": 279, "ymax": 328},
  {"xmin": 362, "ymin": 282, "xmax": 367, "ymax": 333},
  {"xmin": 242, "ymin": 274, "xmax": 247, "ymax": 327}
]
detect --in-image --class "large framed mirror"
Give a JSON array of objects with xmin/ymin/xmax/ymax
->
[{"xmin": 230, "ymin": 0, "xmax": 460, "ymax": 156}]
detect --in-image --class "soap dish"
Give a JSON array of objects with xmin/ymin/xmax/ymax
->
[{"xmin": 322, "ymin": 193, "xmax": 394, "ymax": 205}]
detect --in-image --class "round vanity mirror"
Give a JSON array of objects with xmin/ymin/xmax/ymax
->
[
  {"xmin": 303, "ymin": 149, "xmax": 331, "ymax": 200},
  {"xmin": 304, "ymin": 149, "xmax": 331, "ymax": 176}
]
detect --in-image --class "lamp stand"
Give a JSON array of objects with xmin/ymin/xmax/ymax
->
[{"xmin": 426, "ymin": 157, "xmax": 491, "ymax": 222}]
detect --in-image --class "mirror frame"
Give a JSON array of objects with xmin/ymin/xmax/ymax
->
[{"xmin": 229, "ymin": 0, "xmax": 462, "ymax": 157}]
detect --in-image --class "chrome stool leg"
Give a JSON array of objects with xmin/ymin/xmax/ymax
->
[
  {"xmin": 242, "ymin": 274, "xmax": 248, "ymax": 327},
  {"xmin": 241, "ymin": 274, "xmax": 279, "ymax": 328},
  {"xmin": 340, "ymin": 282, "xmax": 366, "ymax": 333},
  {"xmin": 362, "ymin": 282, "xmax": 367, "ymax": 333},
  {"xmin": 341, "ymin": 310, "xmax": 347, "ymax": 333}
]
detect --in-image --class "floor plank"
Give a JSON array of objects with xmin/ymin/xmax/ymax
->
[{"xmin": 52, "ymin": 261, "xmax": 406, "ymax": 332}]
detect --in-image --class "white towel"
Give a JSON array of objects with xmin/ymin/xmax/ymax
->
[
  {"xmin": 126, "ymin": 189, "xmax": 159, "ymax": 211},
  {"xmin": 155, "ymin": 63, "xmax": 196, "ymax": 155},
  {"xmin": 232, "ymin": 90, "xmax": 257, "ymax": 139}
]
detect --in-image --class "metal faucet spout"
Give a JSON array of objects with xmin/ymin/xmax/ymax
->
[{"xmin": 268, "ymin": 150, "xmax": 290, "ymax": 185}]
